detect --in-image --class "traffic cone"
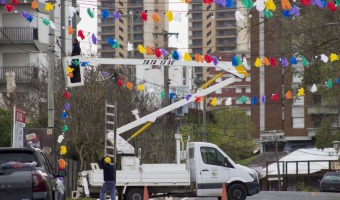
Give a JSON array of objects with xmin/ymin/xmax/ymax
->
[
  {"xmin": 221, "ymin": 182, "xmax": 228, "ymax": 200},
  {"xmin": 143, "ymin": 185, "xmax": 149, "ymax": 200}
]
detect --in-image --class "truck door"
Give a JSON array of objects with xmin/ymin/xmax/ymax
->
[{"xmin": 197, "ymin": 146, "xmax": 230, "ymax": 196}]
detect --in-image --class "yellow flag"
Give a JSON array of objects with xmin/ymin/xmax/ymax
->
[
  {"xmin": 166, "ymin": 11, "xmax": 174, "ymax": 22},
  {"xmin": 210, "ymin": 97, "xmax": 217, "ymax": 106},
  {"xmin": 265, "ymin": 0, "xmax": 276, "ymax": 11},
  {"xmin": 184, "ymin": 52, "xmax": 191, "ymax": 61},
  {"xmin": 255, "ymin": 57, "xmax": 262, "ymax": 67},
  {"xmin": 67, "ymin": 66, "xmax": 74, "ymax": 73},
  {"xmin": 330, "ymin": 53, "xmax": 339, "ymax": 62},
  {"xmin": 137, "ymin": 44, "xmax": 146, "ymax": 54},
  {"xmin": 60, "ymin": 146, "xmax": 67, "ymax": 155},
  {"xmin": 45, "ymin": 3, "xmax": 54, "ymax": 11},
  {"xmin": 137, "ymin": 84, "xmax": 145, "ymax": 91},
  {"xmin": 297, "ymin": 87, "xmax": 305, "ymax": 96}
]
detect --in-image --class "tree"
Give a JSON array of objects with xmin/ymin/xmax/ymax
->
[
  {"xmin": 188, "ymin": 107, "xmax": 256, "ymax": 161},
  {"xmin": 2, "ymin": 53, "xmax": 175, "ymax": 169},
  {"xmin": 276, "ymin": 7, "xmax": 340, "ymax": 148},
  {"xmin": 0, "ymin": 108, "xmax": 11, "ymax": 147}
]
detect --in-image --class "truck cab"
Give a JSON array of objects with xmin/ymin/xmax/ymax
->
[{"xmin": 189, "ymin": 142, "xmax": 260, "ymax": 200}]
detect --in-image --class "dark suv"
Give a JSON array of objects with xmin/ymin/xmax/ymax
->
[
  {"xmin": 320, "ymin": 172, "xmax": 340, "ymax": 192},
  {"xmin": 0, "ymin": 144, "xmax": 66, "ymax": 200}
]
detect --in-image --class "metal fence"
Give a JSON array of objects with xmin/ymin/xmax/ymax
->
[
  {"xmin": 61, "ymin": 157, "xmax": 79, "ymax": 198},
  {"xmin": 0, "ymin": 27, "xmax": 38, "ymax": 40},
  {"xmin": 0, "ymin": 66, "xmax": 34, "ymax": 83}
]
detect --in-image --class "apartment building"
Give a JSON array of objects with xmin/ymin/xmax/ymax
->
[
  {"xmin": 188, "ymin": 1, "xmax": 251, "ymax": 111},
  {"xmin": 0, "ymin": 1, "xmax": 73, "ymax": 94},
  {"xmin": 97, "ymin": 0, "xmax": 193, "ymax": 105},
  {"xmin": 250, "ymin": 11, "xmax": 314, "ymax": 152},
  {"xmin": 97, "ymin": 0, "xmax": 169, "ymax": 59}
]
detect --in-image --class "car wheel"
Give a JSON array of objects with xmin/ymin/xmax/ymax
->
[
  {"xmin": 126, "ymin": 188, "xmax": 143, "ymax": 200},
  {"xmin": 228, "ymin": 183, "xmax": 247, "ymax": 200}
]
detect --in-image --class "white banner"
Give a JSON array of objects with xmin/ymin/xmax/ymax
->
[{"xmin": 12, "ymin": 106, "xmax": 26, "ymax": 147}]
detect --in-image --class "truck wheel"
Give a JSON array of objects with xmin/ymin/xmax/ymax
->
[
  {"xmin": 126, "ymin": 188, "xmax": 143, "ymax": 200},
  {"xmin": 228, "ymin": 183, "xmax": 247, "ymax": 200}
]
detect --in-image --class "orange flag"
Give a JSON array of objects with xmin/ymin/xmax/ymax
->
[
  {"xmin": 152, "ymin": 13, "xmax": 160, "ymax": 22},
  {"xmin": 262, "ymin": 57, "xmax": 270, "ymax": 66},
  {"xmin": 31, "ymin": 0, "xmax": 38, "ymax": 9},
  {"xmin": 146, "ymin": 46, "xmax": 153, "ymax": 55},
  {"xmin": 281, "ymin": 0, "xmax": 292, "ymax": 10},
  {"xmin": 285, "ymin": 90, "xmax": 292, "ymax": 99},
  {"xmin": 68, "ymin": 26, "xmax": 74, "ymax": 35}
]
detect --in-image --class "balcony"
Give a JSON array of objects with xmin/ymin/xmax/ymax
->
[
  {"xmin": 307, "ymin": 106, "xmax": 339, "ymax": 114},
  {"xmin": 0, "ymin": 27, "xmax": 38, "ymax": 43},
  {"xmin": 0, "ymin": 66, "xmax": 35, "ymax": 84}
]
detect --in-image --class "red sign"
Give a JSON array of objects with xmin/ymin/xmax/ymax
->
[{"xmin": 15, "ymin": 107, "xmax": 26, "ymax": 123}]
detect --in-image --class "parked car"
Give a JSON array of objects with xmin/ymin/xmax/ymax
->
[
  {"xmin": 0, "ymin": 144, "xmax": 66, "ymax": 200},
  {"xmin": 320, "ymin": 172, "xmax": 340, "ymax": 192}
]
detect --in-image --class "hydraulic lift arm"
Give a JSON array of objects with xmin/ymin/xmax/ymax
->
[{"xmin": 63, "ymin": 57, "xmax": 247, "ymax": 154}]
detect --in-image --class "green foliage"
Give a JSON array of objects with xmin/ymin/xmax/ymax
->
[
  {"xmin": 315, "ymin": 116, "xmax": 340, "ymax": 149},
  {"xmin": 0, "ymin": 108, "xmax": 11, "ymax": 147},
  {"xmin": 188, "ymin": 107, "xmax": 256, "ymax": 161}
]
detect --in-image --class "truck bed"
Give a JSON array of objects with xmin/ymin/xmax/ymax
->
[{"xmin": 87, "ymin": 163, "xmax": 190, "ymax": 187}]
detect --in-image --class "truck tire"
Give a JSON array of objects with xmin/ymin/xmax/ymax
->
[
  {"xmin": 228, "ymin": 183, "xmax": 247, "ymax": 200},
  {"xmin": 126, "ymin": 188, "xmax": 144, "ymax": 200}
]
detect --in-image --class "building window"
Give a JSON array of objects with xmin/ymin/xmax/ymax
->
[
  {"xmin": 192, "ymin": 5, "xmax": 202, "ymax": 10},
  {"xmin": 246, "ymin": 76, "xmax": 251, "ymax": 82},
  {"xmin": 293, "ymin": 118, "xmax": 305, "ymax": 128},
  {"xmin": 192, "ymin": 22, "xmax": 202, "ymax": 28},
  {"xmin": 215, "ymin": 89, "xmax": 222, "ymax": 94},
  {"xmin": 192, "ymin": 48, "xmax": 202, "ymax": 54},
  {"xmin": 155, "ymin": 25, "xmax": 158, "ymax": 30},
  {"xmin": 192, "ymin": 13, "xmax": 202, "ymax": 19},
  {"xmin": 245, "ymin": 87, "xmax": 251, "ymax": 93},
  {"xmin": 293, "ymin": 96, "xmax": 304, "ymax": 106},
  {"xmin": 193, "ymin": 39, "xmax": 202, "ymax": 46},
  {"xmin": 235, "ymin": 88, "xmax": 242, "ymax": 93},
  {"xmin": 119, "ymin": 26, "xmax": 124, "ymax": 32}
]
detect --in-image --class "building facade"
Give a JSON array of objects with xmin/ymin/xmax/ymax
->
[
  {"xmin": 250, "ymin": 11, "xmax": 314, "ymax": 152},
  {"xmin": 188, "ymin": 1, "xmax": 251, "ymax": 112},
  {"xmin": 0, "ymin": 1, "xmax": 72, "ymax": 94}
]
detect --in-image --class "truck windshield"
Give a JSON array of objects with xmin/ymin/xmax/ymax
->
[{"xmin": 0, "ymin": 152, "xmax": 37, "ymax": 165}]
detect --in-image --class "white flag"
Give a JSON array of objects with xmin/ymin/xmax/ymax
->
[
  {"xmin": 225, "ymin": 97, "xmax": 232, "ymax": 106},
  {"xmin": 310, "ymin": 84, "xmax": 317, "ymax": 93},
  {"xmin": 320, "ymin": 54, "xmax": 329, "ymax": 63}
]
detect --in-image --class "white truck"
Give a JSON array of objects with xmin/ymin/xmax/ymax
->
[{"xmin": 64, "ymin": 57, "xmax": 260, "ymax": 200}]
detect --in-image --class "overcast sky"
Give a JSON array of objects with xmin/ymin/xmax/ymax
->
[{"xmin": 77, "ymin": 0, "xmax": 188, "ymax": 53}]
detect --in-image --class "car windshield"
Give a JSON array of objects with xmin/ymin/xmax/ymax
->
[
  {"xmin": 0, "ymin": 152, "xmax": 37, "ymax": 165},
  {"xmin": 323, "ymin": 173, "xmax": 340, "ymax": 182}
]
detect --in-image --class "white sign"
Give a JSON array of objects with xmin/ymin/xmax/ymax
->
[{"xmin": 12, "ymin": 106, "xmax": 26, "ymax": 147}]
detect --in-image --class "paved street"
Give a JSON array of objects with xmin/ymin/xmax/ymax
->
[{"xmin": 174, "ymin": 191, "xmax": 340, "ymax": 200}]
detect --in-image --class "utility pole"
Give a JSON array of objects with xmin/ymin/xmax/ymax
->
[
  {"xmin": 274, "ymin": 134, "xmax": 282, "ymax": 191},
  {"xmin": 153, "ymin": 30, "xmax": 178, "ymax": 162},
  {"xmin": 47, "ymin": 0, "xmax": 56, "ymax": 128},
  {"xmin": 153, "ymin": 30, "xmax": 179, "ymax": 107}
]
